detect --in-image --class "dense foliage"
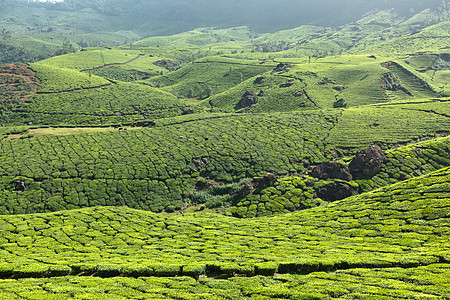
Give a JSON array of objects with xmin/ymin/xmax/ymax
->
[
  {"xmin": 0, "ymin": 100, "xmax": 449, "ymax": 215},
  {"xmin": 0, "ymin": 4, "xmax": 449, "ymax": 298},
  {"xmin": 233, "ymin": 135, "xmax": 450, "ymax": 217},
  {"xmin": 0, "ymin": 167, "xmax": 448, "ymax": 296}
]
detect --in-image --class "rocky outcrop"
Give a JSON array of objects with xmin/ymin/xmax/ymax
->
[
  {"xmin": 280, "ymin": 81, "xmax": 294, "ymax": 88},
  {"xmin": 273, "ymin": 63, "xmax": 291, "ymax": 72},
  {"xmin": 239, "ymin": 172, "xmax": 278, "ymax": 197},
  {"xmin": 381, "ymin": 72, "xmax": 413, "ymax": 96},
  {"xmin": 317, "ymin": 182, "xmax": 357, "ymax": 202},
  {"xmin": 254, "ymin": 76, "xmax": 266, "ymax": 84},
  {"xmin": 333, "ymin": 86, "xmax": 345, "ymax": 91},
  {"xmin": 13, "ymin": 180, "xmax": 25, "ymax": 192},
  {"xmin": 181, "ymin": 108, "xmax": 194, "ymax": 115},
  {"xmin": 238, "ymin": 91, "xmax": 258, "ymax": 108},
  {"xmin": 153, "ymin": 59, "xmax": 179, "ymax": 70},
  {"xmin": 258, "ymin": 172, "xmax": 277, "ymax": 189},
  {"xmin": 310, "ymin": 161, "xmax": 352, "ymax": 181},
  {"xmin": 349, "ymin": 145, "xmax": 387, "ymax": 177}
]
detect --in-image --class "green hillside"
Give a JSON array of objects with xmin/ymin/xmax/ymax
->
[
  {"xmin": 133, "ymin": 27, "xmax": 255, "ymax": 48},
  {"xmin": 0, "ymin": 99, "xmax": 449, "ymax": 215},
  {"xmin": 233, "ymin": 134, "xmax": 450, "ymax": 218},
  {"xmin": 360, "ymin": 21, "xmax": 450, "ymax": 56},
  {"xmin": 0, "ymin": 3, "xmax": 449, "ymax": 298},
  {"xmin": 139, "ymin": 56, "xmax": 276, "ymax": 100},
  {"xmin": 0, "ymin": 166, "xmax": 448, "ymax": 298}
]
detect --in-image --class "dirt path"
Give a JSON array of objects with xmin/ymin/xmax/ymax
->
[
  {"xmin": 80, "ymin": 54, "xmax": 145, "ymax": 73},
  {"xmin": 36, "ymin": 83, "xmax": 115, "ymax": 95}
]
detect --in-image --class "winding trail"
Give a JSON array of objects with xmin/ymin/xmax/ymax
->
[
  {"xmin": 80, "ymin": 54, "xmax": 145, "ymax": 73},
  {"xmin": 36, "ymin": 83, "xmax": 115, "ymax": 95}
]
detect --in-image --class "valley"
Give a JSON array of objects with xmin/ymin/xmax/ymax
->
[{"xmin": 0, "ymin": 1, "xmax": 449, "ymax": 299}]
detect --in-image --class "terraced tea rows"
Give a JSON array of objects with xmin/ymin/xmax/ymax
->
[
  {"xmin": 1, "ymin": 264, "xmax": 449, "ymax": 299},
  {"xmin": 0, "ymin": 111, "xmax": 332, "ymax": 214},
  {"xmin": 233, "ymin": 135, "xmax": 450, "ymax": 218},
  {"xmin": 139, "ymin": 56, "xmax": 276, "ymax": 100},
  {"xmin": 0, "ymin": 167, "xmax": 448, "ymax": 285},
  {"xmin": 3, "ymin": 50, "xmax": 443, "ymax": 129},
  {"xmin": 15, "ymin": 82, "xmax": 188, "ymax": 125},
  {"xmin": 1, "ymin": 4, "xmax": 450, "ymax": 299},
  {"xmin": 361, "ymin": 21, "xmax": 450, "ymax": 56},
  {"xmin": 206, "ymin": 55, "xmax": 441, "ymax": 113},
  {"xmin": 36, "ymin": 50, "xmax": 145, "ymax": 71},
  {"xmin": 0, "ymin": 101, "xmax": 449, "ymax": 215},
  {"xmin": 30, "ymin": 63, "xmax": 111, "ymax": 94},
  {"xmin": 325, "ymin": 99, "xmax": 450, "ymax": 152}
]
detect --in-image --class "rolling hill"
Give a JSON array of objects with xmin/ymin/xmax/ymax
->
[{"xmin": 0, "ymin": 3, "xmax": 449, "ymax": 299}]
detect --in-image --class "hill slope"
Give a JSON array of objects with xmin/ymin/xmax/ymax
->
[
  {"xmin": 0, "ymin": 5, "xmax": 449, "ymax": 298},
  {"xmin": 0, "ymin": 166, "xmax": 448, "ymax": 298},
  {"xmin": 0, "ymin": 99, "xmax": 449, "ymax": 215}
]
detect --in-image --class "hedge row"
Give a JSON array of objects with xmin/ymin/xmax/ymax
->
[
  {"xmin": 1, "ymin": 264, "xmax": 449, "ymax": 299},
  {"xmin": 232, "ymin": 135, "xmax": 450, "ymax": 218},
  {"xmin": 0, "ymin": 167, "xmax": 448, "ymax": 280},
  {"xmin": 1, "ymin": 100, "xmax": 449, "ymax": 214}
]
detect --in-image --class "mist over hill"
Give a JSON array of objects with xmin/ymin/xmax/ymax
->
[
  {"xmin": 5, "ymin": 0, "xmax": 446, "ymax": 34},
  {"xmin": 0, "ymin": 0, "xmax": 450, "ymax": 298},
  {"xmin": 0, "ymin": 0, "xmax": 447, "ymax": 64}
]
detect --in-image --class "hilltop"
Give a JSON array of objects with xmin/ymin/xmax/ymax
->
[{"xmin": 1, "ymin": 1, "xmax": 449, "ymax": 63}]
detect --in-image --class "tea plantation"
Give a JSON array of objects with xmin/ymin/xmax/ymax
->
[
  {"xmin": 1, "ymin": 10, "xmax": 450, "ymax": 298},
  {"xmin": 0, "ymin": 166, "xmax": 448, "ymax": 298},
  {"xmin": 1, "ymin": 99, "xmax": 450, "ymax": 215}
]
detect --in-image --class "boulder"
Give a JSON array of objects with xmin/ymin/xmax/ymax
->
[
  {"xmin": 349, "ymin": 145, "xmax": 386, "ymax": 177},
  {"xmin": 14, "ymin": 180, "xmax": 25, "ymax": 191},
  {"xmin": 273, "ymin": 63, "xmax": 290, "ymax": 72},
  {"xmin": 258, "ymin": 172, "xmax": 277, "ymax": 189},
  {"xmin": 317, "ymin": 182, "xmax": 357, "ymax": 202},
  {"xmin": 238, "ymin": 172, "xmax": 277, "ymax": 197},
  {"xmin": 239, "ymin": 181, "xmax": 257, "ymax": 197},
  {"xmin": 310, "ymin": 161, "xmax": 352, "ymax": 181},
  {"xmin": 153, "ymin": 59, "xmax": 179, "ymax": 70},
  {"xmin": 333, "ymin": 86, "xmax": 345, "ymax": 91},
  {"xmin": 306, "ymin": 179, "xmax": 315, "ymax": 187},
  {"xmin": 280, "ymin": 81, "xmax": 294, "ymax": 88},
  {"xmin": 181, "ymin": 108, "xmax": 194, "ymax": 115},
  {"xmin": 238, "ymin": 91, "xmax": 258, "ymax": 108},
  {"xmin": 254, "ymin": 76, "xmax": 266, "ymax": 84}
]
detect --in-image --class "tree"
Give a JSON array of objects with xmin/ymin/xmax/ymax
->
[
  {"xmin": 1, "ymin": 28, "xmax": 12, "ymax": 44},
  {"xmin": 55, "ymin": 38, "xmax": 76, "ymax": 56},
  {"xmin": 333, "ymin": 98, "xmax": 347, "ymax": 108}
]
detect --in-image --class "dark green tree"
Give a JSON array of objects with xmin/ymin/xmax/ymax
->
[
  {"xmin": 55, "ymin": 38, "xmax": 76, "ymax": 56},
  {"xmin": 1, "ymin": 28, "xmax": 12, "ymax": 44},
  {"xmin": 333, "ymin": 98, "xmax": 347, "ymax": 108}
]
